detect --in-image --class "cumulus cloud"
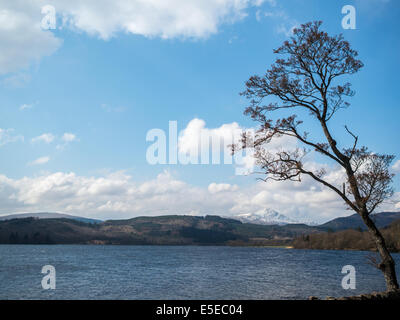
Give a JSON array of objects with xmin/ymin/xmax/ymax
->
[
  {"xmin": 177, "ymin": 118, "xmax": 297, "ymax": 174},
  {"xmin": 55, "ymin": 0, "xmax": 265, "ymax": 40},
  {"xmin": 208, "ymin": 183, "xmax": 239, "ymax": 193},
  {"xmin": 392, "ymin": 160, "xmax": 400, "ymax": 173},
  {"xmin": 177, "ymin": 118, "xmax": 256, "ymax": 175},
  {"xmin": 31, "ymin": 133, "xmax": 55, "ymax": 144},
  {"xmin": 1, "ymin": 0, "xmax": 265, "ymax": 75},
  {"xmin": 394, "ymin": 193, "xmax": 400, "ymax": 209},
  {"xmin": 178, "ymin": 118, "xmax": 242, "ymax": 156},
  {"xmin": 0, "ymin": 1, "xmax": 62, "ymax": 75},
  {"xmin": 61, "ymin": 132, "xmax": 77, "ymax": 142},
  {"xmin": 30, "ymin": 132, "xmax": 78, "ymax": 147},
  {"xmin": 56, "ymin": 132, "xmax": 78, "ymax": 150},
  {"xmin": 1, "ymin": 163, "xmax": 393, "ymax": 223},
  {"xmin": 228, "ymin": 173, "xmax": 348, "ymax": 223}
]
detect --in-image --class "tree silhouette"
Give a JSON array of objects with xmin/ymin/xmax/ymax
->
[{"xmin": 236, "ymin": 21, "xmax": 398, "ymax": 291}]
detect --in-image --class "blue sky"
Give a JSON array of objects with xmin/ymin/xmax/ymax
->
[{"xmin": 0, "ymin": 0, "xmax": 399, "ymax": 222}]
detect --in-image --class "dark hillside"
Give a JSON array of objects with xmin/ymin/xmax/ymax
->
[{"xmin": 293, "ymin": 219, "xmax": 400, "ymax": 252}]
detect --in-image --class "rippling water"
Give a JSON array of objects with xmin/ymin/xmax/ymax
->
[{"xmin": 1, "ymin": 245, "xmax": 399, "ymax": 300}]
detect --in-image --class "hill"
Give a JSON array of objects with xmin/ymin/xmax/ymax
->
[
  {"xmin": 0, "ymin": 215, "xmax": 319, "ymax": 245},
  {"xmin": 1, "ymin": 210, "xmax": 399, "ymax": 230},
  {"xmin": 0, "ymin": 212, "xmax": 101, "ymax": 224},
  {"xmin": 293, "ymin": 219, "xmax": 400, "ymax": 252},
  {"xmin": 1, "ymin": 211, "xmax": 398, "ymax": 246},
  {"xmin": 319, "ymin": 211, "xmax": 400, "ymax": 231}
]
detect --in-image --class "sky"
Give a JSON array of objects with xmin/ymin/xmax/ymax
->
[{"xmin": 0, "ymin": 0, "xmax": 399, "ymax": 223}]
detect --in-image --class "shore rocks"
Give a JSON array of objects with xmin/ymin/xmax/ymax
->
[{"xmin": 308, "ymin": 290, "xmax": 400, "ymax": 300}]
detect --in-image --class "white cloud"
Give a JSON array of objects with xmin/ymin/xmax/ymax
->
[
  {"xmin": 177, "ymin": 118, "xmax": 297, "ymax": 174},
  {"xmin": 28, "ymin": 156, "xmax": 50, "ymax": 166},
  {"xmin": 55, "ymin": 0, "xmax": 265, "ymax": 40},
  {"xmin": 0, "ymin": 162, "xmax": 393, "ymax": 223},
  {"xmin": 31, "ymin": 133, "xmax": 55, "ymax": 144},
  {"xmin": 394, "ymin": 193, "xmax": 400, "ymax": 209},
  {"xmin": 1, "ymin": 0, "xmax": 265, "ymax": 75},
  {"xmin": 56, "ymin": 132, "xmax": 78, "ymax": 150},
  {"xmin": 61, "ymin": 132, "xmax": 77, "ymax": 142},
  {"xmin": 0, "ymin": 128, "xmax": 24, "ymax": 146},
  {"xmin": 178, "ymin": 118, "xmax": 243, "ymax": 156},
  {"xmin": 177, "ymin": 118, "xmax": 256, "ymax": 174},
  {"xmin": 0, "ymin": 1, "xmax": 62, "ymax": 75},
  {"xmin": 392, "ymin": 160, "xmax": 400, "ymax": 173},
  {"xmin": 30, "ymin": 132, "xmax": 79, "ymax": 147},
  {"xmin": 208, "ymin": 183, "xmax": 239, "ymax": 193}
]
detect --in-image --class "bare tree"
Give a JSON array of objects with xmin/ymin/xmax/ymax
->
[{"xmin": 236, "ymin": 21, "xmax": 398, "ymax": 291}]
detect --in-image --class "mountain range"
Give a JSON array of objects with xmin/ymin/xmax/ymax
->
[
  {"xmin": 0, "ymin": 210, "xmax": 399, "ymax": 245},
  {"xmin": 0, "ymin": 215, "xmax": 317, "ymax": 245},
  {"xmin": 233, "ymin": 209, "xmax": 318, "ymax": 226},
  {"xmin": 0, "ymin": 212, "xmax": 101, "ymax": 224}
]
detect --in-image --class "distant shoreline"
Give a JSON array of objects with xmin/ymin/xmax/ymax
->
[
  {"xmin": 2, "ymin": 243, "xmax": 397, "ymax": 254},
  {"xmin": 1, "ymin": 212, "xmax": 399, "ymax": 252}
]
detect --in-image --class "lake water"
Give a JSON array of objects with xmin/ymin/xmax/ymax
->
[{"xmin": 1, "ymin": 245, "xmax": 399, "ymax": 300}]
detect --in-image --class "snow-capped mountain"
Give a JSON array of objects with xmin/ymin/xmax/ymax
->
[{"xmin": 234, "ymin": 209, "xmax": 301, "ymax": 226}]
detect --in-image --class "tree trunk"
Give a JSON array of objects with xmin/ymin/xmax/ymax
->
[
  {"xmin": 361, "ymin": 213, "xmax": 399, "ymax": 292},
  {"xmin": 342, "ymin": 160, "xmax": 399, "ymax": 292}
]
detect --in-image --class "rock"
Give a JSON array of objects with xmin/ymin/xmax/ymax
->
[{"xmin": 331, "ymin": 289, "xmax": 400, "ymax": 300}]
